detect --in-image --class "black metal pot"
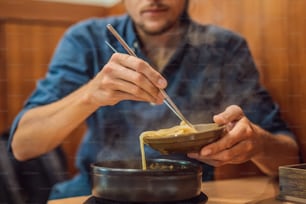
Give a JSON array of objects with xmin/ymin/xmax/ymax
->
[{"xmin": 91, "ymin": 159, "xmax": 202, "ymax": 202}]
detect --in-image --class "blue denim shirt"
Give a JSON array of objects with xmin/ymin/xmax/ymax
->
[{"xmin": 9, "ymin": 14, "xmax": 293, "ymax": 199}]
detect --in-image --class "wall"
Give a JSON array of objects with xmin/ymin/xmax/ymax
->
[{"xmin": 38, "ymin": 0, "xmax": 120, "ymax": 7}]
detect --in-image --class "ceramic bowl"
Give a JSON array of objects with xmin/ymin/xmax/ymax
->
[{"xmin": 143, "ymin": 123, "xmax": 225, "ymax": 154}]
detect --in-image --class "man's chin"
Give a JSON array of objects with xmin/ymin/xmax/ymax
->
[
  {"xmin": 143, "ymin": 29, "xmax": 166, "ymax": 36},
  {"xmin": 139, "ymin": 24, "xmax": 174, "ymax": 36}
]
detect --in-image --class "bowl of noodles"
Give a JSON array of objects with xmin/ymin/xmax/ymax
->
[{"xmin": 140, "ymin": 123, "xmax": 225, "ymax": 155}]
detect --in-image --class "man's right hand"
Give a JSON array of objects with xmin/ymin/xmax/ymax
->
[{"xmin": 82, "ymin": 53, "xmax": 167, "ymax": 107}]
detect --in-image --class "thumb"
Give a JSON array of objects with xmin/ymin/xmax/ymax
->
[{"xmin": 213, "ymin": 105, "xmax": 244, "ymax": 125}]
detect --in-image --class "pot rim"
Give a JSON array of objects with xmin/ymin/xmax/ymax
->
[{"xmin": 91, "ymin": 159, "xmax": 202, "ymax": 176}]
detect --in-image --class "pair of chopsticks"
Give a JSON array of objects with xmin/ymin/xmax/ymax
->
[{"xmin": 106, "ymin": 24, "xmax": 194, "ymax": 130}]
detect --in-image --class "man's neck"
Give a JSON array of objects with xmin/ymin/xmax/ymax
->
[{"xmin": 136, "ymin": 23, "xmax": 187, "ymax": 72}]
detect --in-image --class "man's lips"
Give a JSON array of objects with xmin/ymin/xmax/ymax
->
[
  {"xmin": 141, "ymin": 6, "xmax": 169, "ymax": 15},
  {"xmin": 141, "ymin": 10, "xmax": 168, "ymax": 18}
]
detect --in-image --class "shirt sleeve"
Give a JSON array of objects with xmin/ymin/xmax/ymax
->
[
  {"xmin": 222, "ymin": 35, "xmax": 295, "ymax": 138},
  {"xmin": 8, "ymin": 25, "xmax": 92, "ymax": 150}
]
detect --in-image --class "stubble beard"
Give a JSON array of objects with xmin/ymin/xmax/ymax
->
[{"xmin": 136, "ymin": 20, "xmax": 180, "ymax": 36}]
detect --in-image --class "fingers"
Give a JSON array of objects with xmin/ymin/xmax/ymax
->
[
  {"xmin": 188, "ymin": 111, "xmax": 259, "ymax": 167},
  {"xmin": 207, "ymin": 140, "xmax": 254, "ymax": 164},
  {"xmin": 188, "ymin": 140, "xmax": 254, "ymax": 166},
  {"xmin": 93, "ymin": 53, "xmax": 169, "ymax": 105},
  {"xmin": 213, "ymin": 105, "xmax": 244, "ymax": 125},
  {"xmin": 199, "ymin": 117, "xmax": 254, "ymax": 156},
  {"xmin": 103, "ymin": 61, "xmax": 163, "ymax": 102},
  {"xmin": 112, "ymin": 53, "xmax": 167, "ymax": 89}
]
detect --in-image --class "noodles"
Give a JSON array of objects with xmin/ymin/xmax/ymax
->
[
  {"xmin": 139, "ymin": 122, "xmax": 197, "ymax": 170},
  {"xmin": 139, "ymin": 134, "xmax": 147, "ymax": 170}
]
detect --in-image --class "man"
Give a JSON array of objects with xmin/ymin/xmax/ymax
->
[{"xmin": 10, "ymin": 0, "xmax": 299, "ymax": 199}]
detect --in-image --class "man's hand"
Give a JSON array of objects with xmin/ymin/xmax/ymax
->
[
  {"xmin": 82, "ymin": 53, "xmax": 167, "ymax": 107},
  {"xmin": 188, "ymin": 105, "xmax": 265, "ymax": 166}
]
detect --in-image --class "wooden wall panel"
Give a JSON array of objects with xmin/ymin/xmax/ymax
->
[
  {"xmin": 0, "ymin": 0, "xmax": 108, "ymax": 23},
  {"xmin": 0, "ymin": 24, "xmax": 8, "ymax": 132},
  {"xmin": 4, "ymin": 22, "xmax": 66, "ymax": 124},
  {"xmin": 189, "ymin": 0, "xmax": 306, "ymax": 179},
  {"xmin": 287, "ymin": 0, "xmax": 306, "ymax": 158}
]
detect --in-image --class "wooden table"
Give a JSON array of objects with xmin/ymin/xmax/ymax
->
[{"xmin": 48, "ymin": 176, "xmax": 293, "ymax": 204}]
